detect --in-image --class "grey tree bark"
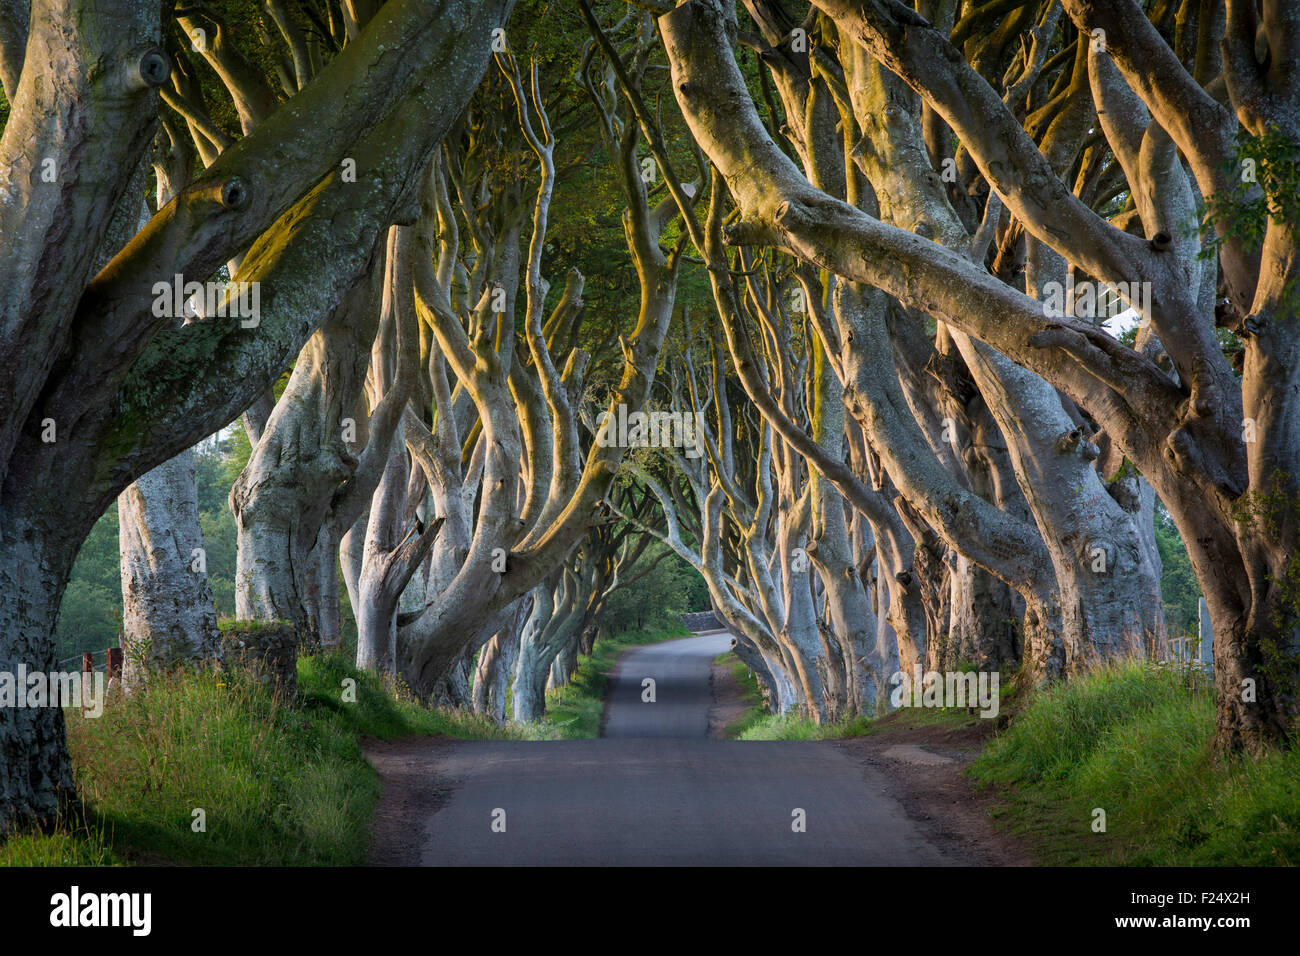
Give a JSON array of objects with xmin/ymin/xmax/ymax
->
[
  {"xmin": 0, "ymin": 0, "xmax": 516, "ymax": 831},
  {"xmin": 118, "ymin": 449, "xmax": 221, "ymax": 688}
]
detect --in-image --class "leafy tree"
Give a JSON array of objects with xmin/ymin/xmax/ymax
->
[
  {"xmin": 1154, "ymin": 506, "xmax": 1202, "ymax": 640},
  {"xmin": 599, "ymin": 540, "xmax": 709, "ymax": 634},
  {"xmin": 54, "ymin": 508, "xmax": 122, "ymax": 660}
]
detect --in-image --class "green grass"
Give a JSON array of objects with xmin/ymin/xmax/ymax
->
[
  {"xmin": 716, "ymin": 650, "xmax": 910, "ymax": 739},
  {"xmin": 0, "ymin": 830, "xmax": 117, "ymax": 866},
  {"xmin": 219, "ymin": 618, "xmax": 294, "ymax": 633},
  {"xmin": 0, "ymin": 653, "xmax": 536, "ymax": 867},
  {"xmin": 715, "ymin": 652, "xmax": 770, "ymax": 738},
  {"xmin": 719, "ymin": 652, "xmax": 874, "ymax": 740},
  {"xmin": 721, "ymin": 654, "xmax": 998, "ymax": 739},
  {"xmin": 735, "ymin": 711, "xmax": 876, "ymax": 740},
  {"xmin": 13, "ymin": 639, "xmax": 1289, "ymax": 867},
  {"xmin": 1, "ymin": 629, "xmax": 688, "ymax": 866},
  {"xmin": 970, "ymin": 660, "xmax": 1300, "ymax": 865},
  {"xmin": 297, "ymin": 654, "xmax": 539, "ymax": 741},
  {"xmin": 541, "ymin": 625, "xmax": 688, "ymax": 738}
]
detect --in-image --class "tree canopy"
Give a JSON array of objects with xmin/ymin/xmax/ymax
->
[{"xmin": 0, "ymin": 0, "xmax": 1297, "ymax": 834}]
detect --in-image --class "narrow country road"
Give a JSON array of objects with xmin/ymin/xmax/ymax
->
[
  {"xmin": 367, "ymin": 634, "xmax": 977, "ymax": 866},
  {"xmin": 601, "ymin": 630, "xmax": 732, "ymax": 737}
]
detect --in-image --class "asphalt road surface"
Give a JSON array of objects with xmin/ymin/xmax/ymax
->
[
  {"xmin": 601, "ymin": 629, "xmax": 732, "ymax": 737},
  {"xmin": 369, "ymin": 633, "xmax": 967, "ymax": 866}
]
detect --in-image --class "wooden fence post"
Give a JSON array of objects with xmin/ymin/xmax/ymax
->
[
  {"xmin": 106, "ymin": 646, "xmax": 122, "ymax": 682},
  {"xmin": 81, "ymin": 652, "xmax": 94, "ymax": 715}
]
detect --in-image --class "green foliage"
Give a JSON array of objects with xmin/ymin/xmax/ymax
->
[
  {"xmin": 220, "ymin": 424, "xmax": 254, "ymax": 490},
  {"xmin": 199, "ymin": 508, "xmax": 238, "ymax": 617},
  {"xmin": 1153, "ymin": 504, "xmax": 1201, "ymax": 638},
  {"xmin": 56, "ymin": 437, "xmax": 246, "ymax": 657},
  {"xmin": 54, "ymin": 585, "xmax": 121, "ymax": 662},
  {"xmin": 474, "ymin": 0, "xmax": 721, "ymax": 386},
  {"xmin": 1216, "ymin": 325, "xmax": 1246, "ymax": 370},
  {"xmin": 971, "ymin": 661, "xmax": 1299, "ymax": 865},
  {"xmin": 598, "ymin": 540, "xmax": 708, "ymax": 633},
  {"xmin": 54, "ymin": 507, "xmax": 123, "ymax": 661},
  {"xmin": 1201, "ymin": 126, "xmax": 1300, "ymax": 258},
  {"xmin": 177, "ymin": 0, "xmax": 288, "ymax": 140},
  {"xmin": 194, "ymin": 442, "xmax": 231, "ymax": 514}
]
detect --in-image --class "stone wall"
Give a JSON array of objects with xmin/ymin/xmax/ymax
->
[
  {"xmin": 218, "ymin": 622, "xmax": 298, "ymax": 703},
  {"xmin": 681, "ymin": 610, "xmax": 723, "ymax": 632}
]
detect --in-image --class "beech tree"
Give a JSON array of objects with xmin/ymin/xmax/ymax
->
[
  {"xmin": 0, "ymin": 0, "xmax": 513, "ymax": 832},
  {"xmin": 585, "ymin": 0, "xmax": 1169, "ymax": 721},
  {"xmin": 653, "ymin": 0, "xmax": 1298, "ymax": 751},
  {"xmin": 3, "ymin": 0, "xmax": 1295, "ymax": 842}
]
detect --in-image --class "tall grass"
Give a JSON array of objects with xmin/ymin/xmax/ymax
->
[
  {"xmin": 733, "ymin": 682, "xmax": 875, "ymax": 739},
  {"xmin": 971, "ymin": 661, "xmax": 1300, "ymax": 865},
  {"xmin": 1, "ymin": 653, "xmax": 539, "ymax": 866},
  {"xmin": 297, "ymin": 653, "xmax": 541, "ymax": 741},
  {"xmin": 717, "ymin": 652, "xmax": 883, "ymax": 739},
  {"xmin": 1, "ymin": 631, "xmax": 693, "ymax": 865},
  {"xmin": 735, "ymin": 711, "xmax": 876, "ymax": 740}
]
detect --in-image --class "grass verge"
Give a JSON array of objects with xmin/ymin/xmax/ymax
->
[
  {"xmin": 969, "ymin": 661, "xmax": 1300, "ymax": 865},
  {"xmin": 714, "ymin": 652, "xmax": 771, "ymax": 738},
  {"xmin": 712, "ymin": 651, "xmax": 877, "ymax": 739},
  {"xmin": 734, "ymin": 710, "xmax": 876, "ymax": 740},
  {"xmin": 0, "ymin": 653, "xmax": 534, "ymax": 866},
  {"xmin": 542, "ymin": 625, "xmax": 688, "ymax": 739},
  {"xmin": 0, "ymin": 625, "xmax": 688, "ymax": 864}
]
